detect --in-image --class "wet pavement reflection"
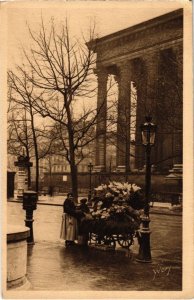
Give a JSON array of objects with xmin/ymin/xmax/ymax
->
[
  {"xmin": 8, "ymin": 202, "xmax": 182, "ymax": 291},
  {"xmin": 26, "ymin": 238, "xmax": 181, "ymax": 291}
]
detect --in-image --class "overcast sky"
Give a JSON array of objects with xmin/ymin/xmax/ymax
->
[
  {"xmin": 7, "ymin": 1, "xmax": 184, "ymax": 68},
  {"xmin": 4, "ymin": 0, "xmax": 185, "ymax": 118}
]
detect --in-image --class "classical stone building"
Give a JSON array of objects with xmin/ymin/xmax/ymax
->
[{"xmin": 88, "ymin": 9, "xmax": 183, "ymax": 173}]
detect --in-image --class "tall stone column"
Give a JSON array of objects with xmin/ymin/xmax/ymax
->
[
  {"xmin": 116, "ymin": 61, "xmax": 132, "ymax": 173},
  {"xmin": 95, "ymin": 68, "xmax": 108, "ymax": 172},
  {"xmin": 166, "ymin": 44, "xmax": 183, "ymax": 190},
  {"xmin": 134, "ymin": 58, "xmax": 147, "ymax": 169},
  {"xmin": 143, "ymin": 51, "xmax": 160, "ymax": 118},
  {"xmin": 143, "ymin": 51, "xmax": 160, "ymax": 168}
]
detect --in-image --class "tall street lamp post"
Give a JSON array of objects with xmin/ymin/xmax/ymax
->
[
  {"xmin": 88, "ymin": 162, "xmax": 93, "ymax": 202},
  {"xmin": 136, "ymin": 116, "xmax": 157, "ymax": 263}
]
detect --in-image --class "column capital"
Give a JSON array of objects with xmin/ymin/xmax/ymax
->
[
  {"xmin": 117, "ymin": 60, "xmax": 132, "ymax": 74},
  {"xmin": 94, "ymin": 67, "xmax": 109, "ymax": 81},
  {"xmin": 116, "ymin": 60, "xmax": 132, "ymax": 85},
  {"xmin": 143, "ymin": 50, "xmax": 160, "ymax": 67}
]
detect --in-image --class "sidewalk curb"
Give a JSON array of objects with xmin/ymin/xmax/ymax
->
[
  {"xmin": 150, "ymin": 207, "xmax": 182, "ymax": 216},
  {"xmin": 7, "ymin": 199, "xmax": 182, "ymax": 216}
]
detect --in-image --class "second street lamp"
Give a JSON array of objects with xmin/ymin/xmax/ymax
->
[
  {"xmin": 136, "ymin": 116, "xmax": 157, "ymax": 263},
  {"xmin": 88, "ymin": 162, "xmax": 93, "ymax": 202}
]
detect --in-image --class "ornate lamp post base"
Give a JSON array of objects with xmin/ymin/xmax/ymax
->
[
  {"xmin": 23, "ymin": 191, "xmax": 37, "ymax": 245},
  {"xmin": 136, "ymin": 215, "xmax": 152, "ymax": 263},
  {"xmin": 25, "ymin": 211, "xmax": 35, "ymax": 245}
]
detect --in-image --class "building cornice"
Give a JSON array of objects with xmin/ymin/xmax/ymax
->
[
  {"xmin": 87, "ymin": 9, "xmax": 183, "ymax": 53},
  {"xmin": 96, "ymin": 37, "xmax": 183, "ymax": 68}
]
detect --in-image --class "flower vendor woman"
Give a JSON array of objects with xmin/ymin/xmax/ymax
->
[{"xmin": 60, "ymin": 193, "xmax": 78, "ymax": 246}]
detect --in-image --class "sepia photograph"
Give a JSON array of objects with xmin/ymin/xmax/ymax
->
[{"xmin": 0, "ymin": 0, "xmax": 193, "ymax": 298}]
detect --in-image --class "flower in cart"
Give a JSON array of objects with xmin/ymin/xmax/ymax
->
[
  {"xmin": 109, "ymin": 202, "xmax": 124, "ymax": 214},
  {"xmin": 108, "ymin": 181, "xmax": 121, "ymax": 192},
  {"xmin": 96, "ymin": 201, "xmax": 103, "ymax": 210},
  {"xmin": 91, "ymin": 211, "xmax": 96, "ymax": 217},
  {"xmin": 108, "ymin": 182, "xmax": 114, "ymax": 189},
  {"xmin": 111, "ymin": 187, "xmax": 120, "ymax": 194},
  {"xmin": 94, "ymin": 186, "xmax": 103, "ymax": 191},
  {"xmin": 106, "ymin": 181, "xmax": 142, "ymax": 195},
  {"xmin": 91, "ymin": 208, "xmax": 101, "ymax": 218},
  {"xmin": 101, "ymin": 211, "xmax": 110, "ymax": 219},
  {"xmin": 116, "ymin": 208, "xmax": 123, "ymax": 214},
  {"xmin": 123, "ymin": 190, "xmax": 129, "ymax": 196},
  {"xmin": 93, "ymin": 181, "xmax": 143, "ymax": 213},
  {"xmin": 94, "ymin": 184, "xmax": 107, "ymax": 192},
  {"xmin": 109, "ymin": 206, "xmax": 116, "ymax": 214},
  {"xmin": 131, "ymin": 183, "xmax": 141, "ymax": 192},
  {"xmin": 123, "ymin": 182, "xmax": 130, "ymax": 189}
]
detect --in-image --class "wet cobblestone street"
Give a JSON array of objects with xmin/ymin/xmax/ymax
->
[
  {"xmin": 7, "ymin": 201, "xmax": 182, "ymax": 291},
  {"xmin": 26, "ymin": 241, "xmax": 181, "ymax": 291}
]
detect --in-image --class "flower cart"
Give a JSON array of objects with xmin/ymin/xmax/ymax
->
[
  {"xmin": 79, "ymin": 182, "xmax": 145, "ymax": 250},
  {"xmin": 88, "ymin": 207, "xmax": 140, "ymax": 249}
]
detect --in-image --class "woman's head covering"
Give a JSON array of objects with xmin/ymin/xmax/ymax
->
[{"xmin": 80, "ymin": 198, "xmax": 87, "ymax": 204}]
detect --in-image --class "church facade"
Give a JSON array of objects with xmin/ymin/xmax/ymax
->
[{"xmin": 88, "ymin": 9, "xmax": 183, "ymax": 173}]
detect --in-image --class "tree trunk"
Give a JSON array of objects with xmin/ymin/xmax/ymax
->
[
  {"xmin": 70, "ymin": 163, "xmax": 78, "ymax": 202},
  {"xmin": 49, "ymin": 158, "xmax": 53, "ymax": 196},
  {"xmin": 29, "ymin": 103, "xmax": 39, "ymax": 193},
  {"xmin": 66, "ymin": 97, "xmax": 78, "ymax": 202},
  {"xmin": 35, "ymin": 157, "xmax": 39, "ymax": 193},
  {"xmin": 26, "ymin": 149, "xmax": 31, "ymax": 188},
  {"xmin": 68, "ymin": 132, "xmax": 78, "ymax": 202},
  {"xmin": 27, "ymin": 164, "xmax": 31, "ymax": 188}
]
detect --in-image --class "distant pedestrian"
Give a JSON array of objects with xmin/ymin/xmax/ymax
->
[{"xmin": 60, "ymin": 193, "xmax": 78, "ymax": 246}]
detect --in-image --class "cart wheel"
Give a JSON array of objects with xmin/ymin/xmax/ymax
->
[
  {"xmin": 117, "ymin": 233, "xmax": 133, "ymax": 248},
  {"xmin": 102, "ymin": 235, "xmax": 116, "ymax": 248}
]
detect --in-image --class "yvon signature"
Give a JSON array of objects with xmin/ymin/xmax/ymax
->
[{"xmin": 152, "ymin": 263, "xmax": 171, "ymax": 280}]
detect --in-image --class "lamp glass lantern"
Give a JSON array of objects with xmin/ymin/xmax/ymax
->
[{"xmin": 141, "ymin": 116, "xmax": 157, "ymax": 146}]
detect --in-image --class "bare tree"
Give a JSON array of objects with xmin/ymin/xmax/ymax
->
[
  {"xmin": 8, "ymin": 109, "xmax": 34, "ymax": 186},
  {"xmin": 7, "ymin": 76, "xmax": 57, "ymax": 192},
  {"xmin": 8, "ymin": 18, "xmax": 103, "ymax": 200}
]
